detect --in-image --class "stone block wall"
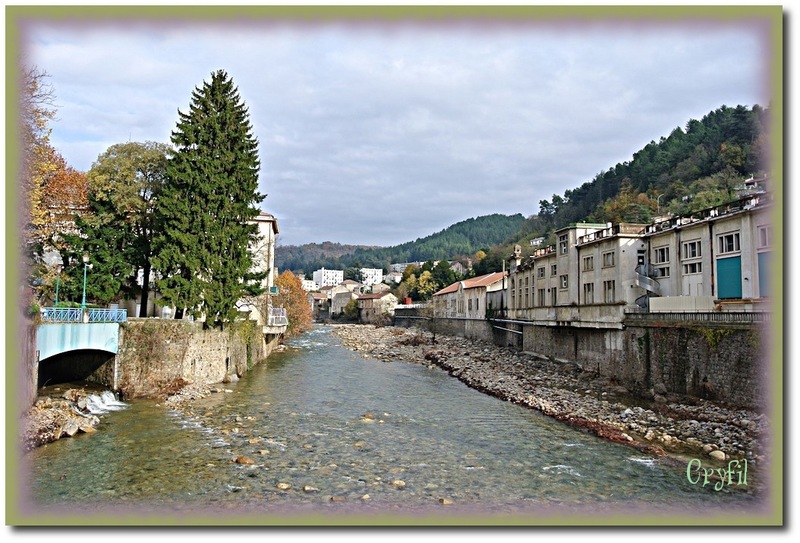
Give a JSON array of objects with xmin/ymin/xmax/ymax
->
[
  {"xmin": 402, "ymin": 314, "xmax": 767, "ymax": 410},
  {"xmin": 96, "ymin": 319, "xmax": 278, "ymax": 399}
]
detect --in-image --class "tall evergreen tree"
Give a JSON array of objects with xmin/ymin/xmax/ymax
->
[{"xmin": 153, "ymin": 70, "xmax": 266, "ymax": 328}]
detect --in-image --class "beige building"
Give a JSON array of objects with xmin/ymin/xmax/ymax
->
[
  {"xmin": 357, "ymin": 291, "xmax": 398, "ymax": 324},
  {"xmin": 432, "ymin": 271, "xmax": 507, "ymax": 320},
  {"xmin": 503, "ymin": 189, "xmax": 774, "ymax": 327}
]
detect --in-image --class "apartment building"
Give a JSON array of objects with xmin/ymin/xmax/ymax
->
[{"xmin": 312, "ymin": 267, "xmax": 344, "ymax": 288}]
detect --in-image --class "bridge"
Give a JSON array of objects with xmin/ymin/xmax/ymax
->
[{"xmin": 37, "ymin": 308, "xmax": 127, "ymax": 362}]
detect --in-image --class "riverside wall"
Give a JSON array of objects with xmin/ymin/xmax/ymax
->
[
  {"xmin": 394, "ymin": 313, "xmax": 768, "ymax": 410},
  {"xmin": 88, "ymin": 319, "xmax": 282, "ymax": 399}
]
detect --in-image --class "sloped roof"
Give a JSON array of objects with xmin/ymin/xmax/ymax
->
[
  {"xmin": 433, "ymin": 271, "xmax": 507, "ymax": 296},
  {"xmin": 358, "ymin": 291, "xmax": 395, "ymax": 300}
]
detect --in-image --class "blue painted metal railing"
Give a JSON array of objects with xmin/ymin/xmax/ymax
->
[{"xmin": 41, "ymin": 307, "xmax": 128, "ymax": 323}]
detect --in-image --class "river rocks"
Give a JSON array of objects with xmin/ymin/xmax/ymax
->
[
  {"xmin": 330, "ymin": 324, "xmax": 769, "ymax": 474},
  {"xmin": 20, "ymin": 391, "xmax": 102, "ymax": 452},
  {"xmin": 234, "ymin": 455, "xmax": 256, "ymax": 465}
]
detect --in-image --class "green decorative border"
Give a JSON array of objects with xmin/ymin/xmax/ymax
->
[{"xmin": 5, "ymin": 4, "xmax": 784, "ymax": 528}]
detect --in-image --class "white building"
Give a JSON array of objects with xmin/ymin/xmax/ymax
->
[
  {"xmin": 301, "ymin": 279, "xmax": 319, "ymax": 292},
  {"xmin": 313, "ymin": 267, "xmax": 344, "ymax": 288},
  {"xmin": 360, "ymin": 268, "xmax": 384, "ymax": 286}
]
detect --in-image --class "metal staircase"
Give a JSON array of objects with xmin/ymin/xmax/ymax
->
[{"xmin": 634, "ymin": 263, "xmax": 661, "ymax": 311}]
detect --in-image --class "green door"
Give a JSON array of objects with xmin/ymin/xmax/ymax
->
[
  {"xmin": 758, "ymin": 251, "xmax": 770, "ymax": 297},
  {"xmin": 716, "ymin": 256, "xmax": 742, "ymax": 299}
]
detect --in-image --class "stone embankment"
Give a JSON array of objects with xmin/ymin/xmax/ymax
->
[
  {"xmin": 330, "ymin": 324, "xmax": 770, "ymax": 480},
  {"xmin": 20, "ymin": 390, "xmax": 101, "ymax": 452}
]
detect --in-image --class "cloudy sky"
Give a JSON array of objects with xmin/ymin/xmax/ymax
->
[{"xmin": 15, "ymin": 5, "xmax": 777, "ymax": 247}]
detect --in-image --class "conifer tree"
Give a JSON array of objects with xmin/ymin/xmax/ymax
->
[{"xmin": 153, "ymin": 70, "xmax": 265, "ymax": 328}]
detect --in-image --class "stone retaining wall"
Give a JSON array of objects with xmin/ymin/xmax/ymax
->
[
  {"xmin": 91, "ymin": 319, "xmax": 281, "ymax": 399},
  {"xmin": 395, "ymin": 314, "xmax": 767, "ymax": 410}
]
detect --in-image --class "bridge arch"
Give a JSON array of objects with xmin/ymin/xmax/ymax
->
[{"xmin": 37, "ymin": 323, "xmax": 120, "ymax": 362}]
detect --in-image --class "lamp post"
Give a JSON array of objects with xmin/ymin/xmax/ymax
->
[
  {"xmin": 81, "ymin": 253, "xmax": 90, "ymax": 310},
  {"xmin": 54, "ymin": 265, "xmax": 62, "ymax": 307},
  {"xmin": 657, "ymin": 194, "xmax": 664, "ymax": 215}
]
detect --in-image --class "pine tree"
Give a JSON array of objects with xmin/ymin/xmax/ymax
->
[{"xmin": 153, "ymin": 70, "xmax": 265, "ymax": 328}]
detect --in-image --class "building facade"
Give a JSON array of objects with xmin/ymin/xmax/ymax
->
[
  {"xmin": 360, "ymin": 268, "xmax": 384, "ymax": 286},
  {"xmin": 313, "ymin": 268, "xmax": 344, "ymax": 288},
  {"xmin": 357, "ymin": 291, "xmax": 399, "ymax": 324}
]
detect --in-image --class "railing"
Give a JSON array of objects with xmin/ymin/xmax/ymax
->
[
  {"xmin": 40, "ymin": 307, "xmax": 128, "ymax": 323},
  {"xmin": 624, "ymin": 311, "xmax": 771, "ymax": 324},
  {"xmin": 267, "ymin": 307, "xmax": 288, "ymax": 327}
]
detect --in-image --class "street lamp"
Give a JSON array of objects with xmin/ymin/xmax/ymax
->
[
  {"xmin": 657, "ymin": 194, "xmax": 665, "ymax": 215},
  {"xmin": 81, "ymin": 253, "xmax": 90, "ymax": 310},
  {"xmin": 54, "ymin": 265, "xmax": 62, "ymax": 306}
]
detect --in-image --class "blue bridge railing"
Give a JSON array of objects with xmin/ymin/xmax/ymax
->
[{"xmin": 41, "ymin": 307, "xmax": 128, "ymax": 323}]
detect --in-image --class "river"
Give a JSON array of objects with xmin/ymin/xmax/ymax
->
[{"xmin": 19, "ymin": 325, "xmax": 763, "ymax": 524}]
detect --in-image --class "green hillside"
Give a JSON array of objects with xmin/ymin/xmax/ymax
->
[{"xmin": 276, "ymin": 213, "xmax": 525, "ymax": 273}]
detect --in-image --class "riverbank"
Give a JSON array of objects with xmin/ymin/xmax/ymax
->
[{"xmin": 330, "ymin": 323, "xmax": 771, "ymax": 493}]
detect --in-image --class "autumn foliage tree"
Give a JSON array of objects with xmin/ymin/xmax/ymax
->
[
  {"xmin": 19, "ymin": 66, "xmax": 88, "ymax": 308},
  {"xmin": 274, "ymin": 270, "xmax": 312, "ymax": 338}
]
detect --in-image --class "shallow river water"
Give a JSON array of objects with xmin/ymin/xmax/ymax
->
[{"xmin": 19, "ymin": 325, "xmax": 765, "ymax": 524}]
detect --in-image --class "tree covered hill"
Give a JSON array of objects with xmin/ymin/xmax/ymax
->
[
  {"xmin": 468, "ymin": 103, "xmax": 772, "ymax": 274},
  {"xmin": 276, "ymin": 213, "xmax": 526, "ymax": 273}
]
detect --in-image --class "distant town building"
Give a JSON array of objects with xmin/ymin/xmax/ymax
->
[
  {"xmin": 313, "ymin": 267, "xmax": 344, "ymax": 288},
  {"xmin": 390, "ymin": 262, "xmax": 424, "ymax": 273},
  {"xmin": 357, "ymin": 291, "xmax": 398, "ymax": 324},
  {"xmin": 301, "ymin": 279, "xmax": 318, "ymax": 292},
  {"xmin": 360, "ymin": 268, "xmax": 384, "ymax": 286},
  {"xmin": 384, "ymin": 271, "xmax": 403, "ymax": 284}
]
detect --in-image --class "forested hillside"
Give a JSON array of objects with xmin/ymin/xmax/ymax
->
[
  {"xmin": 276, "ymin": 213, "xmax": 525, "ymax": 273},
  {"xmin": 520, "ymin": 104, "xmax": 770, "ymax": 242},
  {"xmin": 471, "ymin": 104, "xmax": 772, "ymax": 274}
]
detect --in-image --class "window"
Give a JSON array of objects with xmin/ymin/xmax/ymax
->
[
  {"xmin": 758, "ymin": 225, "xmax": 772, "ymax": 248},
  {"xmin": 583, "ymin": 255, "xmax": 594, "ymax": 271},
  {"xmin": 468, "ymin": 299, "xmax": 472, "ymax": 311},
  {"xmin": 537, "ymin": 266, "xmax": 545, "ymax": 279},
  {"xmin": 683, "ymin": 262, "xmax": 703, "ymax": 274},
  {"xmin": 718, "ymin": 232, "xmax": 740, "ymax": 254},
  {"xmin": 654, "ymin": 246, "xmax": 670, "ymax": 264},
  {"xmin": 560, "ymin": 274, "xmax": 568, "ymax": 289},
  {"xmin": 551, "ymin": 288, "xmax": 558, "ymax": 306},
  {"xmin": 551, "ymin": 264, "xmax": 558, "ymax": 276},
  {"xmin": 682, "ymin": 240, "xmax": 701, "ymax": 259},
  {"xmin": 524, "ymin": 288, "xmax": 529, "ymax": 307},
  {"xmin": 603, "ymin": 280, "xmax": 615, "ymax": 303},
  {"xmin": 559, "ymin": 234, "xmax": 569, "ymax": 254},
  {"xmin": 657, "ymin": 265, "xmax": 670, "ymax": 278},
  {"xmin": 602, "ymin": 251, "xmax": 615, "ymax": 267},
  {"xmin": 583, "ymin": 283, "xmax": 594, "ymax": 304},
  {"xmin": 537, "ymin": 288, "xmax": 546, "ymax": 306}
]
